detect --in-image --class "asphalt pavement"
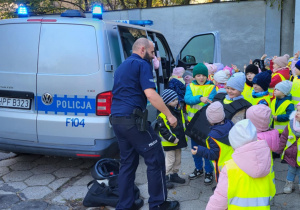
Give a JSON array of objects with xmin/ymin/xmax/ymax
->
[{"xmin": 0, "ymin": 139, "xmax": 299, "ymax": 210}]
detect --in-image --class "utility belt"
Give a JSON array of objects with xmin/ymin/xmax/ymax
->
[{"xmin": 110, "ymin": 108, "xmax": 148, "ymax": 132}]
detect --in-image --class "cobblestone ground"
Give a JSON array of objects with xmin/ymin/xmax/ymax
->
[{"xmin": 0, "ymin": 139, "xmax": 300, "ymax": 210}]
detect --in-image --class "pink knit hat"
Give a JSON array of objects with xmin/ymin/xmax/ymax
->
[
  {"xmin": 172, "ymin": 67, "xmax": 185, "ymax": 77},
  {"xmin": 246, "ymin": 104, "xmax": 271, "ymax": 132},
  {"xmin": 204, "ymin": 63, "xmax": 217, "ymax": 75},
  {"xmin": 273, "ymin": 54, "xmax": 290, "ymax": 68},
  {"xmin": 206, "ymin": 101, "xmax": 225, "ymax": 124}
]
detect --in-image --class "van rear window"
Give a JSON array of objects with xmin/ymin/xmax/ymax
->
[
  {"xmin": 0, "ymin": 24, "xmax": 40, "ymax": 73},
  {"xmin": 38, "ymin": 24, "xmax": 99, "ymax": 75}
]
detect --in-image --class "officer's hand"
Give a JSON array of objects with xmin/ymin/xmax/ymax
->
[
  {"xmin": 191, "ymin": 146, "xmax": 198, "ymax": 155},
  {"xmin": 167, "ymin": 115, "xmax": 177, "ymax": 128}
]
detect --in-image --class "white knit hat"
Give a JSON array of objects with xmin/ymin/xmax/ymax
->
[
  {"xmin": 213, "ymin": 70, "xmax": 229, "ymax": 84},
  {"xmin": 229, "ymin": 119, "xmax": 257, "ymax": 149}
]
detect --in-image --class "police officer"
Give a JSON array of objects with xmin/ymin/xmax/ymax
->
[{"xmin": 111, "ymin": 38, "xmax": 180, "ymax": 210}]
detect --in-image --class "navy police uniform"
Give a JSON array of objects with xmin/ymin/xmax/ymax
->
[{"xmin": 111, "ymin": 53, "xmax": 167, "ymax": 209}]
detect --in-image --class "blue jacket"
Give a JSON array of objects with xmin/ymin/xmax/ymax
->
[
  {"xmin": 184, "ymin": 80, "xmax": 217, "ymax": 106},
  {"xmin": 196, "ymin": 119, "xmax": 234, "ymax": 160},
  {"xmin": 274, "ymin": 95, "xmax": 294, "ymax": 122}
]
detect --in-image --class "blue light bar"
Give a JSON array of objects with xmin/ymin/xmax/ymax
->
[
  {"xmin": 17, "ymin": 5, "xmax": 29, "ymax": 17},
  {"xmin": 92, "ymin": 5, "xmax": 103, "ymax": 19},
  {"xmin": 115, "ymin": 20, "xmax": 153, "ymax": 26}
]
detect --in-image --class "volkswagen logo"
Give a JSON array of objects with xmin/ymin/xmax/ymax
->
[{"xmin": 42, "ymin": 93, "xmax": 53, "ymax": 105}]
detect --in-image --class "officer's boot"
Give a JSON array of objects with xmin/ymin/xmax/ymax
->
[
  {"xmin": 158, "ymin": 200, "xmax": 180, "ymax": 210},
  {"xmin": 170, "ymin": 173, "xmax": 185, "ymax": 184},
  {"xmin": 165, "ymin": 175, "xmax": 174, "ymax": 189}
]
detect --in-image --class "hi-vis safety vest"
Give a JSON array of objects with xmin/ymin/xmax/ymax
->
[
  {"xmin": 291, "ymin": 76, "xmax": 300, "ymax": 108},
  {"xmin": 270, "ymin": 99, "xmax": 293, "ymax": 134},
  {"xmin": 226, "ymin": 159, "xmax": 276, "ymax": 210},
  {"xmin": 268, "ymin": 73, "xmax": 286, "ymax": 100},
  {"xmin": 206, "ymin": 136, "xmax": 234, "ymax": 182},
  {"xmin": 158, "ymin": 110, "xmax": 188, "ymax": 147},
  {"xmin": 241, "ymin": 83, "xmax": 253, "ymax": 104},
  {"xmin": 252, "ymin": 94, "xmax": 271, "ymax": 107},
  {"xmin": 187, "ymin": 83, "xmax": 215, "ymax": 122},
  {"xmin": 281, "ymin": 123, "xmax": 300, "ymax": 166},
  {"xmin": 208, "ymin": 74, "xmax": 214, "ymax": 82}
]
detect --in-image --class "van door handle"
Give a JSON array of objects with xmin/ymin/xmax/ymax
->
[{"xmin": 105, "ymin": 64, "xmax": 113, "ymax": 72}]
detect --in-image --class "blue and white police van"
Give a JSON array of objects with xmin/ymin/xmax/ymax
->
[{"xmin": 0, "ymin": 5, "xmax": 220, "ymax": 158}]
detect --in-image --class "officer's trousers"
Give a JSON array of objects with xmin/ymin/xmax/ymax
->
[{"xmin": 112, "ymin": 119, "xmax": 167, "ymax": 210}]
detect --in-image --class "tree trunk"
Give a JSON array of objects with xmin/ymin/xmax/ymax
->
[
  {"xmin": 106, "ymin": 0, "xmax": 114, "ymax": 10},
  {"xmin": 84, "ymin": 0, "xmax": 88, "ymax": 12},
  {"xmin": 120, "ymin": 0, "xmax": 127, "ymax": 9},
  {"xmin": 147, "ymin": 0, "xmax": 152, "ymax": 7}
]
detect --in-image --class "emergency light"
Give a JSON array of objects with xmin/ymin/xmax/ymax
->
[
  {"xmin": 17, "ymin": 5, "xmax": 29, "ymax": 17},
  {"xmin": 92, "ymin": 5, "xmax": 103, "ymax": 19}
]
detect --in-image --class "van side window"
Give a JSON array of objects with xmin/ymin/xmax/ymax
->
[
  {"xmin": 38, "ymin": 24, "xmax": 98, "ymax": 75},
  {"xmin": 180, "ymin": 34, "xmax": 215, "ymax": 64},
  {"xmin": 118, "ymin": 26, "xmax": 146, "ymax": 59}
]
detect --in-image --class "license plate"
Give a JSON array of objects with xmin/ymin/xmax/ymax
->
[{"xmin": 0, "ymin": 97, "xmax": 31, "ymax": 109}]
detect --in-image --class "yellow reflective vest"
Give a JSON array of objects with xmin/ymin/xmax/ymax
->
[
  {"xmin": 281, "ymin": 123, "xmax": 300, "ymax": 166},
  {"xmin": 270, "ymin": 99, "xmax": 293, "ymax": 134},
  {"xmin": 241, "ymin": 83, "xmax": 253, "ymax": 104},
  {"xmin": 268, "ymin": 73, "xmax": 286, "ymax": 100},
  {"xmin": 226, "ymin": 159, "xmax": 276, "ymax": 210},
  {"xmin": 158, "ymin": 110, "xmax": 188, "ymax": 147},
  {"xmin": 291, "ymin": 76, "xmax": 300, "ymax": 108},
  {"xmin": 252, "ymin": 94, "xmax": 271, "ymax": 107},
  {"xmin": 206, "ymin": 137, "xmax": 234, "ymax": 182},
  {"xmin": 186, "ymin": 83, "xmax": 215, "ymax": 122}
]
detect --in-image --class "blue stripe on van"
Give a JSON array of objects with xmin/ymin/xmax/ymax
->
[{"xmin": 36, "ymin": 95, "xmax": 95, "ymax": 116}]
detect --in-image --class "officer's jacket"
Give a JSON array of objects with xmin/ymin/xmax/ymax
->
[{"xmin": 157, "ymin": 106, "xmax": 188, "ymax": 151}]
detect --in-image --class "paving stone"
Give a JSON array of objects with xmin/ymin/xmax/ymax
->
[
  {"xmin": 273, "ymin": 193, "xmax": 300, "ymax": 209},
  {"xmin": 0, "ymin": 183, "xmax": 20, "ymax": 193},
  {"xmin": 11, "ymin": 200, "xmax": 48, "ymax": 210},
  {"xmin": 14, "ymin": 154, "xmax": 41, "ymax": 162},
  {"xmin": 60, "ymin": 185, "xmax": 88, "ymax": 200},
  {"xmin": 0, "ymin": 190, "xmax": 15, "ymax": 195},
  {"xmin": 0, "ymin": 158, "xmax": 18, "ymax": 167},
  {"xmin": 52, "ymin": 195, "xmax": 67, "ymax": 204},
  {"xmin": 137, "ymin": 183, "xmax": 149, "ymax": 199},
  {"xmin": 167, "ymin": 185, "xmax": 200, "ymax": 201},
  {"xmin": 276, "ymin": 171, "xmax": 288, "ymax": 182},
  {"xmin": 25, "ymin": 174, "xmax": 56, "ymax": 186},
  {"xmin": 56, "ymin": 158, "xmax": 84, "ymax": 168},
  {"xmin": 73, "ymin": 175, "xmax": 93, "ymax": 186},
  {"xmin": 46, "ymin": 204, "xmax": 69, "ymax": 210},
  {"xmin": 53, "ymin": 168, "xmax": 82, "ymax": 178},
  {"xmin": 9, "ymin": 161, "xmax": 38, "ymax": 171},
  {"xmin": 135, "ymin": 172, "xmax": 148, "ymax": 185},
  {"xmin": 2, "ymin": 171, "xmax": 33, "ymax": 182},
  {"xmin": 0, "ymin": 152, "xmax": 17, "ymax": 161},
  {"xmin": 30, "ymin": 164, "xmax": 59, "ymax": 174},
  {"xmin": 5, "ymin": 182, "xmax": 28, "ymax": 191},
  {"xmin": 48, "ymin": 178, "xmax": 70, "ymax": 191},
  {"xmin": 34, "ymin": 156, "xmax": 64, "ymax": 165},
  {"xmin": 22, "ymin": 186, "xmax": 52, "ymax": 199},
  {"xmin": 180, "ymin": 199, "xmax": 207, "ymax": 210},
  {"xmin": 0, "ymin": 166, "xmax": 10, "ymax": 176},
  {"xmin": 0, "ymin": 194, "xmax": 20, "ymax": 209}
]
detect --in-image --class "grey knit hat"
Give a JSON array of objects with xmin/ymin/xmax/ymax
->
[
  {"xmin": 161, "ymin": 89, "xmax": 178, "ymax": 105},
  {"xmin": 275, "ymin": 80, "xmax": 292, "ymax": 96}
]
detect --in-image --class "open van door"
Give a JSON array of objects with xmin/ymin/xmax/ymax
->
[{"xmin": 176, "ymin": 31, "xmax": 221, "ymax": 70}]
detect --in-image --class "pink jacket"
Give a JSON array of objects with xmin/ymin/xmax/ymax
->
[
  {"xmin": 206, "ymin": 140, "xmax": 271, "ymax": 210},
  {"xmin": 257, "ymin": 129, "xmax": 280, "ymax": 152}
]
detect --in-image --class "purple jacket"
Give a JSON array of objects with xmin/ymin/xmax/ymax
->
[
  {"xmin": 276, "ymin": 123, "xmax": 300, "ymax": 168},
  {"xmin": 257, "ymin": 129, "xmax": 280, "ymax": 152}
]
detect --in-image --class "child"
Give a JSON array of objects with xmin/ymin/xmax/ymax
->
[
  {"xmin": 291, "ymin": 60, "xmax": 300, "ymax": 107},
  {"xmin": 251, "ymin": 71, "xmax": 272, "ymax": 106},
  {"xmin": 276, "ymin": 102, "xmax": 300, "ymax": 194},
  {"xmin": 269, "ymin": 54, "xmax": 290, "ymax": 100},
  {"xmin": 246, "ymin": 104, "xmax": 280, "ymax": 152},
  {"xmin": 184, "ymin": 63, "xmax": 217, "ymax": 184},
  {"xmin": 191, "ymin": 101, "xmax": 234, "ymax": 183},
  {"xmin": 206, "ymin": 119, "xmax": 276, "ymax": 210},
  {"xmin": 242, "ymin": 64, "xmax": 259, "ymax": 103},
  {"xmin": 271, "ymin": 80, "xmax": 294, "ymax": 134},
  {"xmin": 157, "ymin": 89, "xmax": 188, "ymax": 188},
  {"xmin": 204, "ymin": 62, "xmax": 217, "ymax": 83},
  {"xmin": 168, "ymin": 67, "xmax": 186, "ymax": 108},
  {"xmin": 182, "ymin": 70, "xmax": 193, "ymax": 87},
  {"xmin": 213, "ymin": 70, "xmax": 229, "ymax": 93}
]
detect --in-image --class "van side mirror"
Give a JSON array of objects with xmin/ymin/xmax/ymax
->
[{"xmin": 182, "ymin": 55, "xmax": 196, "ymax": 64}]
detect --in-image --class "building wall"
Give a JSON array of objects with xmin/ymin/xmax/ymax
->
[{"xmin": 103, "ymin": 0, "xmax": 294, "ymax": 69}]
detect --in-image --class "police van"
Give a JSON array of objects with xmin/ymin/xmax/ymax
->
[{"xmin": 0, "ymin": 5, "xmax": 220, "ymax": 158}]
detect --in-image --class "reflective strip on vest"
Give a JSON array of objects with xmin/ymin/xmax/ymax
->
[{"xmin": 229, "ymin": 196, "xmax": 271, "ymax": 207}]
